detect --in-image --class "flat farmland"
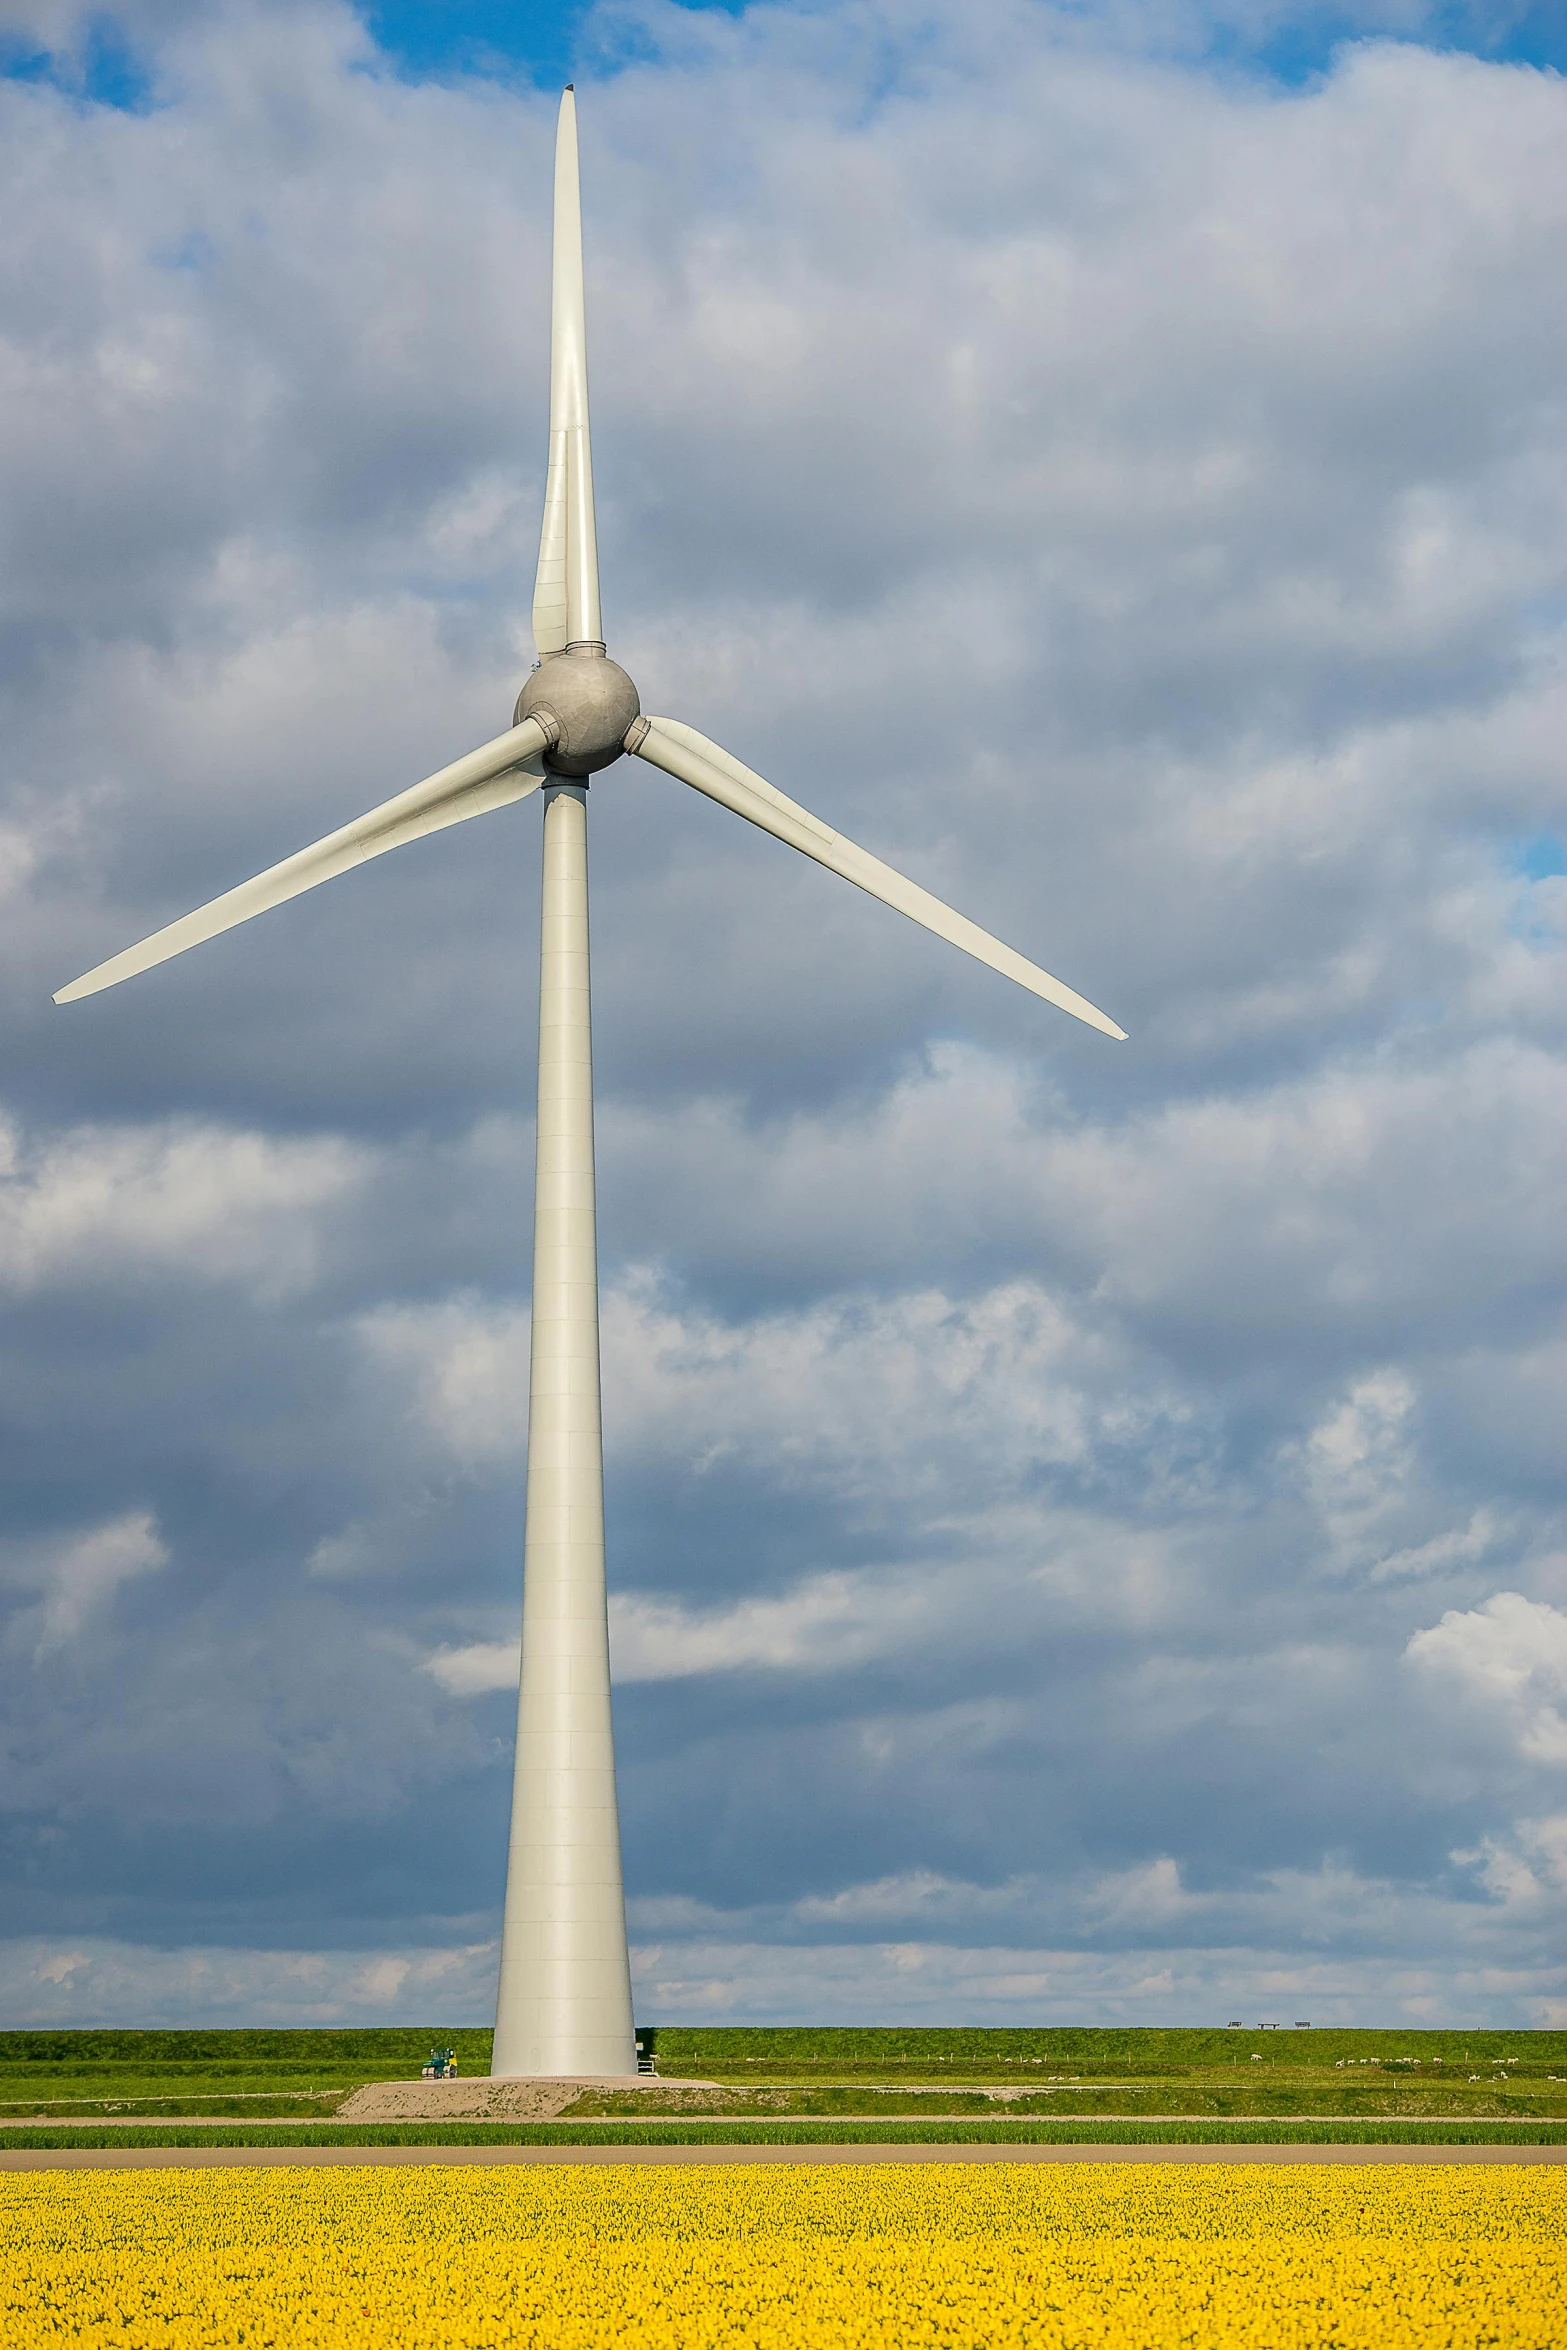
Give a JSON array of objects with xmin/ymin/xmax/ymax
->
[
  {"xmin": 574, "ymin": 2026, "xmax": 1567, "ymax": 2122},
  {"xmin": 4, "ymin": 2028, "xmax": 1567, "ymax": 2134},
  {"xmin": 0, "ymin": 2031, "xmax": 495, "ymax": 2122}
]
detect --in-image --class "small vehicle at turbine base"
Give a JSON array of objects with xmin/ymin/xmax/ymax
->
[{"xmin": 54, "ymin": 88, "xmax": 1125, "ymax": 2080}]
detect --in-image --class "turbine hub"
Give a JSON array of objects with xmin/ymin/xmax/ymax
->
[{"xmin": 515, "ymin": 648, "xmax": 640, "ymax": 778}]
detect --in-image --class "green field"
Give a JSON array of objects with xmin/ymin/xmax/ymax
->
[
  {"xmin": 3, "ymin": 2027, "xmax": 1565, "ymax": 2139},
  {"xmin": 0, "ymin": 2030, "xmax": 493, "ymax": 2120},
  {"xmin": 3, "ymin": 2118, "xmax": 1567, "ymax": 2150}
]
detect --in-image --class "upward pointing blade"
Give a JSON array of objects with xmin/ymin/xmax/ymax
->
[
  {"xmin": 628, "ymin": 715, "xmax": 1127, "ymax": 1041},
  {"xmin": 533, "ymin": 86, "xmax": 601, "ymax": 656},
  {"xmin": 54, "ymin": 717, "xmax": 552, "ymax": 1004}
]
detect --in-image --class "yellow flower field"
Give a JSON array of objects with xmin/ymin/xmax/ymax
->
[{"xmin": 4, "ymin": 2160, "xmax": 1564, "ymax": 2348}]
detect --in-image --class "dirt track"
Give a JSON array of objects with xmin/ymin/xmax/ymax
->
[{"xmin": 5, "ymin": 2142, "xmax": 1566, "ymax": 2171}]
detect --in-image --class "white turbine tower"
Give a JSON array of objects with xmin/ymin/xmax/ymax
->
[{"xmin": 55, "ymin": 88, "xmax": 1126, "ymax": 2080}]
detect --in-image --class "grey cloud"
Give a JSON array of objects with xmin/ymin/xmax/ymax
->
[{"xmin": 0, "ymin": 1, "xmax": 1563, "ymax": 2024}]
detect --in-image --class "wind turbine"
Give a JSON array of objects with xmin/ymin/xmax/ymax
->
[{"xmin": 55, "ymin": 87, "xmax": 1126, "ymax": 2080}]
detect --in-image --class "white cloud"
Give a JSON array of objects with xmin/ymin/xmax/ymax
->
[
  {"xmin": 1455, "ymin": 1815, "xmax": 1567, "ymax": 1910},
  {"xmin": 424, "ymin": 1510, "xmax": 1200, "ymax": 1696},
  {"xmin": 1406, "ymin": 1592, "xmax": 1567, "ymax": 1763},
  {"xmin": 112, "ymin": 1839, "xmax": 1481, "ymax": 2024},
  {"xmin": 3, "ymin": 1509, "xmax": 169, "ymax": 1659},
  {"xmin": 611, "ymin": 1579, "xmax": 880, "ymax": 1680},
  {"xmin": 424, "ymin": 1639, "xmax": 518, "ymax": 1697},
  {"xmin": 1373, "ymin": 1512, "xmax": 1504, "ymax": 1585},
  {"xmin": 0, "ymin": 1117, "xmax": 363, "ymax": 1297},
  {"xmin": 1303, "ymin": 1369, "xmax": 1419, "ymax": 1566},
  {"xmin": 367, "ymin": 1264, "xmax": 1167, "ymax": 1492},
  {"xmin": 433, "ymin": 1563, "xmax": 970, "ymax": 1693},
  {"xmin": 1294, "ymin": 1371, "xmax": 1508, "ymax": 1583},
  {"xmin": 574, "ymin": 1036, "xmax": 1567, "ymax": 1375},
  {"xmin": 428, "ymin": 1572, "xmax": 985, "ymax": 1691},
  {"xmin": 625, "ymin": 1934, "xmax": 1565, "ymax": 2029}
]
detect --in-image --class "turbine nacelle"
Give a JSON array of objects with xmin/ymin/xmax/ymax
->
[{"xmin": 515, "ymin": 645, "xmax": 641, "ymax": 778}]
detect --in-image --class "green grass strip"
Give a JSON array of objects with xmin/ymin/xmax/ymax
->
[{"xmin": 3, "ymin": 2119, "xmax": 1566, "ymax": 2150}]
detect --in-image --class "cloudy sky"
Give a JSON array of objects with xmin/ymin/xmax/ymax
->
[{"xmin": 1, "ymin": 0, "xmax": 1564, "ymax": 2033}]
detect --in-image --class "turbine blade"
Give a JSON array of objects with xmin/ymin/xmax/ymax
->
[
  {"xmin": 628, "ymin": 715, "xmax": 1127, "ymax": 1040},
  {"xmin": 533, "ymin": 428, "xmax": 568, "ymax": 659},
  {"xmin": 55, "ymin": 717, "xmax": 553, "ymax": 1005},
  {"xmin": 534, "ymin": 85, "xmax": 601, "ymax": 655}
]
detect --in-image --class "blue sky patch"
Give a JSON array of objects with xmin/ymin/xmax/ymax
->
[
  {"xmin": 1, "ymin": 14, "xmax": 156, "ymax": 112},
  {"xmin": 1514, "ymin": 831, "xmax": 1567, "ymax": 881},
  {"xmin": 355, "ymin": 0, "xmax": 1567, "ymax": 91},
  {"xmin": 366, "ymin": 0, "xmax": 746, "ymax": 89}
]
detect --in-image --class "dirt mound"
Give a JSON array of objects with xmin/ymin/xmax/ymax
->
[{"xmin": 335, "ymin": 2074, "xmax": 705, "ymax": 2121}]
